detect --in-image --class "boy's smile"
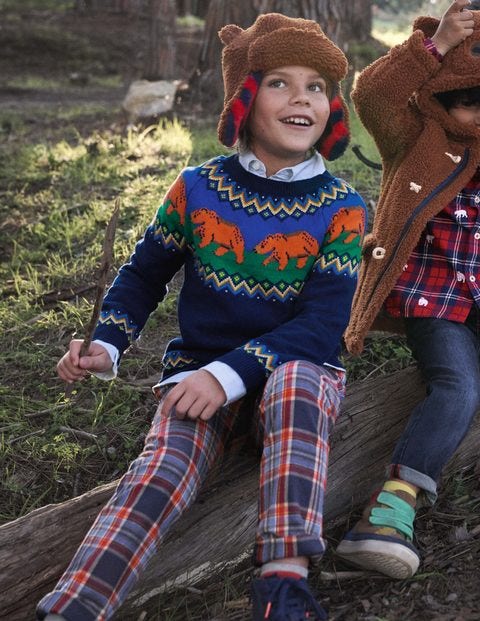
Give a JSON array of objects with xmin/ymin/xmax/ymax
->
[{"xmin": 248, "ymin": 65, "xmax": 331, "ymax": 176}]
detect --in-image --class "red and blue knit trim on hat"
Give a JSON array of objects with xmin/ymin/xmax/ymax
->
[
  {"xmin": 316, "ymin": 94, "xmax": 349, "ymax": 161},
  {"xmin": 222, "ymin": 71, "xmax": 262, "ymax": 147}
]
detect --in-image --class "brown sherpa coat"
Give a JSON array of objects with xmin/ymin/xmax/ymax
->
[{"xmin": 344, "ymin": 12, "xmax": 480, "ymax": 355}]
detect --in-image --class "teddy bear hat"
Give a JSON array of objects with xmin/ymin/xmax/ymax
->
[{"xmin": 217, "ymin": 12, "xmax": 350, "ymax": 161}]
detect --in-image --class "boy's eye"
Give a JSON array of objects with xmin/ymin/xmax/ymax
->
[
  {"xmin": 265, "ymin": 77, "xmax": 327, "ymax": 93},
  {"xmin": 268, "ymin": 79, "xmax": 286, "ymax": 88}
]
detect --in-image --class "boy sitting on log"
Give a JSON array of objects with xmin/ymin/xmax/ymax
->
[{"xmin": 37, "ymin": 12, "xmax": 366, "ymax": 621}]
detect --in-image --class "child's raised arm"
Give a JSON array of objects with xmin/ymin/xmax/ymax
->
[{"xmin": 431, "ymin": 0, "xmax": 474, "ymax": 55}]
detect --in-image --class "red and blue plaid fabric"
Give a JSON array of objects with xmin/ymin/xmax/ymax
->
[
  {"xmin": 386, "ymin": 168, "xmax": 480, "ymax": 321},
  {"xmin": 255, "ymin": 361, "xmax": 345, "ymax": 565},
  {"xmin": 36, "ymin": 361, "xmax": 345, "ymax": 621}
]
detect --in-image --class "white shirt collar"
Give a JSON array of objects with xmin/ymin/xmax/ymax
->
[{"xmin": 238, "ymin": 149, "xmax": 326, "ymax": 181}]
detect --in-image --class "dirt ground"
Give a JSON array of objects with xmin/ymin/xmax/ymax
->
[{"xmin": 1, "ymin": 6, "xmax": 480, "ymax": 621}]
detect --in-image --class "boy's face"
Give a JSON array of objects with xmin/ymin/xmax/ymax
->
[
  {"xmin": 247, "ymin": 65, "xmax": 331, "ymax": 175},
  {"xmin": 448, "ymin": 101, "xmax": 480, "ymax": 128}
]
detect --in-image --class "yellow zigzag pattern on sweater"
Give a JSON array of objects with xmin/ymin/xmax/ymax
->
[
  {"xmin": 244, "ymin": 342, "xmax": 278, "ymax": 373},
  {"xmin": 153, "ymin": 224, "xmax": 185, "ymax": 251},
  {"xmin": 202, "ymin": 161, "xmax": 353, "ymax": 218},
  {"xmin": 316, "ymin": 251, "xmax": 361, "ymax": 277},
  {"xmin": 196, "ymin": 263, "xmax": 303, "ymax": 300},
  {"xmin": 162, "ymin": 351, "xmax": 196, "ymax": 368},
  {"xmin": 98, "ymin": 311, "xmax": 137, "ymax": 340}
]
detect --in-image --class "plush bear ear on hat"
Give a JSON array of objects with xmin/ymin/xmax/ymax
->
[
  {"xmin": 219, "ymin": 23, "xmax": 243, "ymax": 45},
  {"xmin": 315, "ymin": 89, "xmax": 350, "ymax": 161},
  {"xmin": 412, "ymin": 16, "xmax": 440, "ymax": 38}
]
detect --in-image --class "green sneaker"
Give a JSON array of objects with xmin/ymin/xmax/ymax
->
[{"xmin": 336, "ymin": 480, "xmax": 420, "ymax": 579}]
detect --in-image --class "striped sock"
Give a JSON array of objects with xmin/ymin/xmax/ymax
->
[
  {"xmin": 383, "ymin": 479, "xmax": 418, "ymax": 499},
  {"xmin": 260, "ymin": 561, "xmax": 308, "ymax": 580}
]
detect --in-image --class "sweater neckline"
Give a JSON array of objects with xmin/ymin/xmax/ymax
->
[{"xmin": 219, "ymin": 154, "xmax": 336, "ymax": 196}]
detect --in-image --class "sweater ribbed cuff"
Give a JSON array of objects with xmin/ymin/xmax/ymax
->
[
  {"xmin": 92, "ymin": 324, "xmax": 130, "ymax": 359},
  {"xmin": 217, "ymin": 348, "xmax": 268, "ymax": 392}
]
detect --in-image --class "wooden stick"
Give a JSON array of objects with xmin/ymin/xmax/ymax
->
[{"xmin": 65, "ymin": 199, "xmax": 121, "ymax": 397}]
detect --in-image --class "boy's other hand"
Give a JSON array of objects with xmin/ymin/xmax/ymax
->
[
  {"xmin": 57, "ymin": 339, "xmax": 113, "ymax": 383},
  {"xmin": 160, "ymin": 370, "xmax": 227, "ymax": 421},
  {"xmin": 431, "ymin": 0, "xmax": 474, "ymax": 56}
]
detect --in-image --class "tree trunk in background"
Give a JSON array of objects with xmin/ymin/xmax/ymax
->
[
  {"xmin": 337, "ymin": 0, "xmax": 373, "ymax": 48},
  {"xmin": 252, "ymin": 0, "xmax": 372, "ymax": 48},
  {"xmin": 196, "ymin": 0, "xmax": 211, "ymax": 18},
  {"xmin": 142, "ymin": 0, "xmax": 176, "ymax": 80},
  {"xmin": 177, "ymin": 0, "xmax": 210, "ymax": 17},
  {"xmin": 178, "ymin": 0, "xmax": 194, "ymax": 15},
  {"xmin": 187, "ymin": 0, "xmax": 259, "ymax": 110},
  {"xmin": 74, "ymin": 0, "xmax": 146, "ymax": 13},
  {"xmin": 189, "ymin": 0, "xmax": 373, "ymax": 111}
]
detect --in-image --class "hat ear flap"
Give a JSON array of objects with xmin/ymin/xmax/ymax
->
[
  {"xmin": 217, "ymin": 71, "xmax": 262, "ymax": 148},
  {"xmin": 316, "ymin": 92, "xmax": 350, "ymax": 161}
]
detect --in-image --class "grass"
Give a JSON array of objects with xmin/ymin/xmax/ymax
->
[
  {"xmin": 329, "ymin": 110, "xmax": 382, "ymax": 198},
  {"xmin": 0, "ymin": 103, "xmax": 413, "ymax": 526},
  {"xmin": 0, "ymin": 0, "xmax": 412, "ymax": 529},
  {"xmin": 0, "ymin": 80, "xmax": 414, "ymax": 519},
  {"xmin": 0, "ymin": 115, "xmax": 197, "ymax": 522},
  {"xmin": 0, "ymin": 0, "xmax": 420, "ymax": 530}
]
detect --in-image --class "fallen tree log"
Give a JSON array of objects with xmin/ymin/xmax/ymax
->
[{"xmin": 1, "ymin": 366, "xmax": 479, "ymax": 620}]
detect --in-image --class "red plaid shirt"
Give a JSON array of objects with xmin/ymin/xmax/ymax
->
[{"xmin": 386, "ymin": 167, "xmax": 480, "ymax": 321}]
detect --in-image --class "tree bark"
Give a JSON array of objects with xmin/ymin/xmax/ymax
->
[
  {"xmin": 1, "ymin": 366, "xmax": 479, "ymax": 620},
  {"xmin": 142, "ymin": 0, "xmax": 177, "ymax": 80},
  {"xmin": 242, "ymin": 0, "xmax": 373, "ymax": 46},
  {"xmin": 187, "ymin": 0, "xmax": 374, "ymax": 111},
  {"xmin": 74, "ymin": 0, "xmax": 145, "ymax": 13},
  {"xmin": 187, "ymin": 0, "xmax": 258, "ymax": 108}
]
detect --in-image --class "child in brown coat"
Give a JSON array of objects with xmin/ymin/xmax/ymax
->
[{"xmin": 338, "ymin": 0, "xmax": 480, "ymax": 579}]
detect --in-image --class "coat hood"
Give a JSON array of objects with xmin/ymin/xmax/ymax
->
[{"xmin": 413, "ymin": 10, "xmax": 480, "ymax": 140}]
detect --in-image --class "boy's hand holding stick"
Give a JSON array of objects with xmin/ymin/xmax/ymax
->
[{"xmin": 64, "ymin": 199, "xmax": 120, "ymax": 397}]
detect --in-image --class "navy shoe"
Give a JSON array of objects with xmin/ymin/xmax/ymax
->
[{"xmin": 251, "ymin": 574, "xmax": 327, "ymax": 620}]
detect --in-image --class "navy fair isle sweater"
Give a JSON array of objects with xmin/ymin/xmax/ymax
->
[{"xmin": 93, "ymin": 155, "xmax": 367, "ymax": 392}]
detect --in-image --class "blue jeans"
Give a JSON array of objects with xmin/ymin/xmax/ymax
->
[{"xmin": 391, "ymin": 310, "xmax": 480, "ymax": 504}]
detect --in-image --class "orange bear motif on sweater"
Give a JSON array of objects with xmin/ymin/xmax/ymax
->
[
  {"xmin": 165, "ymin": 178, "xmax": 187, "ymax": 224},
  {"xmin": 255, "ymin": 231, "xmax": 319, "ymax": 271},
  {"xmin": 327, "ymin": 207, "xmax": 365, "ymax": 244},
  {"xmin": 191, "ymin": 208, "xmax": 245, "ymax": 264}
]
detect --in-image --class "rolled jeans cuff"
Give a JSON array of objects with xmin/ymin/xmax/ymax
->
[{"xmin": 389, "ymin": 463, "xmax": 437, "ymax": 506}]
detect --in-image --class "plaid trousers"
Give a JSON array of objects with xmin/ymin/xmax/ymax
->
[{"xmin": 36, "ymin": 360, "xmax": 345, "ymax": 621}]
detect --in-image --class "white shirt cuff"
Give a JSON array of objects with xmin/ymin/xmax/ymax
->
[
  {"xmin": 92, "ymin": 339, "xmax": 119, "ymax": 380},
  {"xmin": 202, "ymin": 361, "xmax": 247, "ymax": 404}
]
